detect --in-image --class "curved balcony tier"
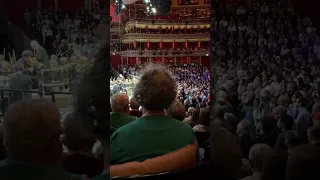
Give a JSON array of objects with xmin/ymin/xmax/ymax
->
[
  {"xmin": 122, "ymin": 37, "xmax": 209, "ymax": 43},
  {"xmin": 116, "ymin": 50, "xmax": 210, "ymax": 57},
  {"xmin": 122, "ymin": 33, "xmax": 209, "ymax": 39}
]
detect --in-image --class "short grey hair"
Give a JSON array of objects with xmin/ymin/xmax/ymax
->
[
  {"xmin": 249, "ymin": 143, "xmax": 273, "ymax": 172},
  {"xmin": 3, "ymin": 99, "xmax": 61, "ymax": 161},
  {"xmin": 165, "ymin": 100, "xmax": 186, "ymax": 121},
  {"xmin": 111, "ymin": 93, "xmax": 129, "ymax": 113},
  {"xmin": 22, "ymin": 50, "xmax": 33, "ymax": 58},
  {"xmin": 30, "ymin": 40, "xmax": 40, "ymax": 48}
]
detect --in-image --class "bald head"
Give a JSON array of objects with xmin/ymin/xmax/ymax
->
[
  {"xmin": 3, "ymin": 99, "xmax": 61, "ymax": 162},
  {"xmin": 111, "ymin": 93, "xmax": 130, "ymax": 113}
]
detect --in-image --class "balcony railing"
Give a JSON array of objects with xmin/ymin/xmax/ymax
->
[
  {"xmin": 124, "ymin": 19, "xmax": 210, "ymax": 26},
  {"xmin": 122, "ymin": 33, "xmax": 210, "ymax": 38},
  {"xmin": 0, "ymin": 88, "xmax": 71, "ymax": 117},
  {"xmin": 119, "ymin": 49, "xmax": 210, "ymax": 57}
]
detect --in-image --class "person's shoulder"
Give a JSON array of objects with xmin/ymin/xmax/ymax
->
[
  {"xmin": 125, "ymin": 114, "xmax": 137, "ymax": 121},
  {"xmin": 168, "ymin": 116, "xmax": 194, "ymax": 131}
]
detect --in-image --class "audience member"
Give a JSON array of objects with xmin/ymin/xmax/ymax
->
[
  {"xmin": 0, "ymin": 99, "xmax": 88, "ymax": 180},
  {"xmin": 110, "ymin": 64, "xmax": 197, "ymax": 165},
  {"xmin": 308, "ymin": 124, "xmax": 320, "ymax": 147},
  {"xmin": 193, "ymin": 107, "xmax": 210, "ymax": 132},
  {"xmin": 62, "ymin": 113, "xmax": 103, "ymax": 178},
  {"xmin": 240, "ymin": 144, "xmax": 272, "ymax": 180},
  {"xmin": 129, "ymin": 97, "xmax": 142, "ymax": 118},
  {"xmin": 110, "ymin": 93, "xmax": 136, "ymax": 132},
  {"xmin": 165, "ymin": 100, "xmax": 187, "ymax": 121}
]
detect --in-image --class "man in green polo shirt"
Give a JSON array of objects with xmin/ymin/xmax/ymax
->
[
  {"xmin": 110, "ymin": 64, "xmax": 197, "ymax": 165},
  {"xmin": 110, "ymin": 93, "xmax": 136, "ymax": 132},
  {"xmin": 0, "ymin": 99, "xmax": 88, "ymax": 180}
]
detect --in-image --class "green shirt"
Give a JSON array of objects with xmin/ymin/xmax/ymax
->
[
  {"xmin": 92, "ymin": 172, "xmax": 110, "ymax": 180},
  {"xmin": 110, "ymin": 115, "xmax": 197, "ymax": 165},
  {"xmin": 0, "ymin": 159, "xmax": 82, "ymax": 180},
  {"xmin": 110, "ymin": 112, "xmax": 136, "ymax": 131}
]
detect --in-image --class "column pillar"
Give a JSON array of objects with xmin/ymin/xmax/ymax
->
[
  {"xmin": 199, "ymin": 56, "xmax": 202, "ymax": 64},
  {"xmin": 136, "ymin": 57, "xmax": 139, "ymax": 64}
]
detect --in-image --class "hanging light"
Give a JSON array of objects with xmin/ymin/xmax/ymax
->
[{"xmin": 151, "ymin": 8, "xmax": 156, "ymax": 14}]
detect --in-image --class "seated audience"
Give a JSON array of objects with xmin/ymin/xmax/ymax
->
[
  {"xmin": 0, "ymin": 99, "xmax": 88, "ymax": 180},
  {"xmin": 165, "ymin": 100, "xmax": 187, "ymax": 121},
  {"xmin": 286, "ymin": 145, "xmax": 320, "ymax": 180},
  {"xmin": 62, "ymin": 113, "xmax": 103, "ymax": 178},
  {"xmin": 275, "ymin": 114, "xmax": 294, "ymax": 149},
  {"xmin": 193, "ymin": 107, "xmax": 210, "ymax": 132},
  {"xmin": 129, "ymin": 98, "xmax": 142, "ymax": 118},
  {"xmin": 110, "ymin": 64, "xmax": 197, "ymax": 165},
  {"xmin": 237, "ymin": 120, "xmax": 254, "ymax": 159},
  {"xmin": 183, "ymin": 107, "xmax": 199, "ymax": 127},
  {"xmin": 240, "ymin": 144, "xmax": 272, "ymax": 180},
  {"xmin": 308, "ymin": 124, "xmax": 320, "ymax": 147},
  {"xmin": 110, "ymin": 93, "xmax": 136, "ymax": 132}
]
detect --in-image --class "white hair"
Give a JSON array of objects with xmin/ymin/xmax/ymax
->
[{"xmin": 30, "ymin": 40, "xmax": 40, "ymax": 49}]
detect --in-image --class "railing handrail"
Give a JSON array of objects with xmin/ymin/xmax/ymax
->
[
  {"xmin": 0, "ymin": 88, "xmax": 71, "ymax": 117},
  {"xmin": 122, "ymin": 33, "xmax": 210, "ymax": 38}
]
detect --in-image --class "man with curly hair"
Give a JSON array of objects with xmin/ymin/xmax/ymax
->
[{"xmin": 110, "ymin": 64, "xmax": 197, "ymax": 165}]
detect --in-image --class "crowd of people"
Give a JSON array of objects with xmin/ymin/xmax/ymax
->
[
  {"xmin": 123, "ymin": 6, "xmax": 210, "ymax": 20},
  {"xmin": 211, "ymin": 1, "xmax": 320, "ymax": 180},
  {"xmin": 110, "ymin": 62, "xmax": 212, "ymax": 173},
  {"xmin": 1, "ymin": 1, "xmax": 320, "ymax": 180},
  {"xmin": 24, "ymin": 7, "xmax": 106, "ymax": 56},
  {"xmin": 116, "ymin": 63, "xmax": 210, "ymax": 108}
]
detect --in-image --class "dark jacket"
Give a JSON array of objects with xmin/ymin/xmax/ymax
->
[{"xmin": 62, "ymin": 154, "xmax": 103, "ymax": 178}]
